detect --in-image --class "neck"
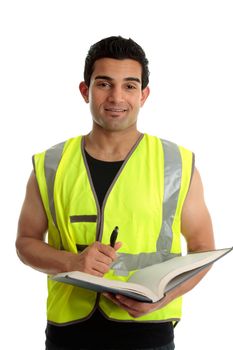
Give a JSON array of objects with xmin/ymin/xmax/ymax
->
[{"xmin": 84, "ymin": 126, "xmax": 142, "ymax": 161}]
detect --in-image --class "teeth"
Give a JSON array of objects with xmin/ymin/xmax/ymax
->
[{"xmin": 106, "ymin": 109, "xmax": 125, "ymax": 112}]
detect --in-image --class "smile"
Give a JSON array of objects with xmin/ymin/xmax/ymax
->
[{"xmin": 105, "ymin": 108, "xmax": 127, "ymax": 112}]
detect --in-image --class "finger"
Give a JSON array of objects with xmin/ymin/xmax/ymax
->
[
  {"xmin": 90, "ymin": 241, "xmax": 121, "ymax": 262},
  {"xmin": 84, "ymin": 243, "xmax": 114, "ymax": 265},
  {"xmin": 89, "ymin": 270, "xmax": 104, "ymax": 277},
  {"xmin": 95, "ymin": 242, "xmax": 117, "ymax": 260},
  {"xmin": 103, "ymin": 293, "xmax": 138, "ymax": 312},
  {"xmin": 102, "ymin": 293, "xmax": 123, "ymax": 307},
  {"xmin": 115, "ymin": 295, "xmax": 140, "ymax": 309},
  {"xmin": 114, "ymin": 241, "xmax": 122, "ymax": 251},
  {"xmin": 95, "ymin": 252, "xmax": 113, "ymax": 266},
  {"xmin": 115, "ymin": 295, "xmax": 153, "ymax": 314},
  {"xmin": 103, "ymin": 293, "xmax": 147, "ymax": 318}
]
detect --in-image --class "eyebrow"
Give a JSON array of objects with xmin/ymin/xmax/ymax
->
[{"xmin": 94, "ymin": 75, "xmax": 141, "ymax": 84}]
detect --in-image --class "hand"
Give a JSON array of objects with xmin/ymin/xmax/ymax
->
[
  {"xmin": 102, "ymin": 292, "xmax": 171, "ymax": 318},
  {"xmin": 70, "ymin": 241, "xmax": 122, "ymax": 277}
]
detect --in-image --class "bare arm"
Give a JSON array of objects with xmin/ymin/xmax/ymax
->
[
  {"xmin": 16, "ymin": 171, "xmax": 121, "ymax": 276},
  {"xmin": 104, "ymin": 167, "xmax": 215, "ymax": 317},
  {"xmin": 181, "ymin": 168, "xmax": 215, "ymax": 252},
  {"xmin": 158, "ymin": 167, "xmax": 215, "ymax": 306}
]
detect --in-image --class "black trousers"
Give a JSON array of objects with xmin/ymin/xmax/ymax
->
[{"xmin": 45, "ymin": 339, "xmax": 175, "ymax": 350}]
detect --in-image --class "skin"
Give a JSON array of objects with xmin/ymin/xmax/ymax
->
[{"xmin": 16, "ymin": 58, "xmax": 215, "ymax": 318}]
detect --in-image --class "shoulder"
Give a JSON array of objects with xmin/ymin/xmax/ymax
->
[
  {"xmin": 33, "ymin": 135, "xmax": 83, "ymax": 158},
  {"xmin": 32, "ymin": 135, "xmax": 83, "ymax": 172},
  {"xmin": 144, "ymin": 133, "xmax": 191, "ymax": 149},
  {"xmin": 47, "ymin": 135, "xmax": 83, "ymax": 153},
  {"xmin": 144, "ymin": 134, "xmax": 194, "ymax": 162}
]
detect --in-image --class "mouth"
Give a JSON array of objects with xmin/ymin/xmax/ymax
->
[{"xmin": 105, "ymin": 108, "xmax": 127, "ymax": 112}]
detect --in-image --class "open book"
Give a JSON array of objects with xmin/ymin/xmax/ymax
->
[{"xmin": 51, "ymin": 247, "xmax": 232, "ymax": 303}]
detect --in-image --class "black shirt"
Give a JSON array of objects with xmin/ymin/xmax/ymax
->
[{"xmin": 46, "ymin": 151, "xmax": 174, "ymax": 349}]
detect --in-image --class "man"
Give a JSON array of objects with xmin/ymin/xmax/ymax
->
[{"xmin": 16, "ymin": 36, "xmax": 215, "ymax": 350}]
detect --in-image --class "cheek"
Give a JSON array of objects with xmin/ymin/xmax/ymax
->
[
  {"xmin": 129, "ymin": 94, "xmax": 143, "ymax": 107},
  {"xmin": 89, "ymin": 92, "xmax": 104, "ymax": 108},
  {"xmin": 90, "ymin": 102, "xmax": 98, "ymax": 117},
  {"xmin": 89, "ymin": 94, "xmax": 98, "ymax": 109},
  {"xmin": 130, "ymin": 100, "xmax": 141, "ymax": 112}
]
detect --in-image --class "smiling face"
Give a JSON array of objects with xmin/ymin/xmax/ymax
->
[{"xmin": 79, "ymin": 58, "xmax": 150, "ymax": 133}]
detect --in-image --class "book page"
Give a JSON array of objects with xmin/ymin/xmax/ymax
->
[
  {"xmin": 53, "ymin": 270, "xmax": 157, "ymax": 302},
  {"xmin": 128, "ymin": 248, "xmax": 232, "ymax": 299},
  {"xmin": 52, "ymin": 248, "xmax": 232, "ymax": 303}
]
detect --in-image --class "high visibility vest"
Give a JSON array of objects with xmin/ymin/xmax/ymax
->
[{"xmin": 33, "ymin": 134, "xmax": 194, "ymax": 325}]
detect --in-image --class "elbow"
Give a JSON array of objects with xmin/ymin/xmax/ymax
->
[
  {"xmin": 15, "ymin": 236, "xmax": 25, "ymax": 263},
  {"xmin": 15, "ymin": 236, "xmax": 31, "ymax": 266}
]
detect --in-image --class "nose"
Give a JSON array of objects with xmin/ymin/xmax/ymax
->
[{"xmin": 107, "ymin": 86, "xmax": 124, "ymax": 104}]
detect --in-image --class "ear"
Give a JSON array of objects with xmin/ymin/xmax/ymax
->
[
  {"xmin": 79, "ymin": 81, "xmax": 89, "ymax": 103},
  {"xmin": 140, "ymin": 86, "xmax": 150, "ymax": 107}
]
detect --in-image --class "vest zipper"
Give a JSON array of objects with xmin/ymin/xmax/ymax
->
[
  {"xmin": 81, "ymin": 135, "xmax": 144, "ymax": 313},
  {"xmin": 81, "ymin": 134, "xmax": 144, "ymax": 242}
]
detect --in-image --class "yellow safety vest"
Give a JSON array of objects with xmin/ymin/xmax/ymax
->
[{"xmin": 33, "ymin": 134, "xmax": 193, "ymax": 325}]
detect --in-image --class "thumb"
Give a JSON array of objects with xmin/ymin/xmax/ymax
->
[{"xmin": 114, "ymin": 241, "xmax": 122, "ymax": 251}]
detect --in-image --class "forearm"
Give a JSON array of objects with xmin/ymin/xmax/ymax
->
[
  {"xmin": 163, "ymin": 265, "xmax": 212, "ymax": 307},
  {"xmin": 105, "ymin": 264, "xmax": 213, "ymax": 318},
  {"xmin": 16, "ymin": 237, "xmax": 76, "ymax": 275},
  {"xmin": 16, "ymin": 172, "xmax": 119, "ymax": 276},
  {"xmin": 16, "ymin": 236, "xmax": 121, "ymax": 276}
]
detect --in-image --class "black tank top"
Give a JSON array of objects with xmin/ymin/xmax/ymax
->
[{"xmin": 46, "ymin": 150, "xmax": 174, "ymax": 349}]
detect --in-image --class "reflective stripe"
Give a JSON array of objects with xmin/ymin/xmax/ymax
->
[
  {"xmin": 44, "ymin": 141, "xmax": 66, "ymax": 229},
  {"xmin": 111, "ymin": 251, "xmax": 180, "ymax": 276},
  {"xmin": 44, "ymin": 137, "xmax": 183, "ymax": 275},
  {"xmin": 156, "ymin": 139, "xmax": 182, "ymax": 254},
  {"xmin": 111, "ymin": 139, "xmax": 183, "ymax": 275}
]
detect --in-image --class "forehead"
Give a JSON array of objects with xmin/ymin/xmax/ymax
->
[{"xmin": 91, "ymin": 58, "xmax": 142, "ymax": 81}]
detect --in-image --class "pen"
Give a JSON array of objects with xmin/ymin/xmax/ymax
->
[{"xmin": 110, "ymin": 226, "xmax": 119, "ymax": 247}]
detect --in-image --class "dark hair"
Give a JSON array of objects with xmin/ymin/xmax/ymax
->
[{"xmin": 84, "ymin": 36, "xmax": 149, "ymax": 89}]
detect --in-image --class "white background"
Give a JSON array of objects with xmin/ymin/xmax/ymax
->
[{"xmin": 1, "ymin": 0, "xmax": 233, "ymax": 349}]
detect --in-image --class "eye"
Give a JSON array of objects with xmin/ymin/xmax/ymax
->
[
  {"xmin": 126, "ymin": 83, "xmax": 137, "ymax": 90},
  {"xmin": 97, "ymin": 81, "xmax": 111, "ymax": 89}
]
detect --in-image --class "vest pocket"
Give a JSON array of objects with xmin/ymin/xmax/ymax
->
[{"xmin": 70, "ymin": 215, "xmax": 97, "ymax": 223}]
